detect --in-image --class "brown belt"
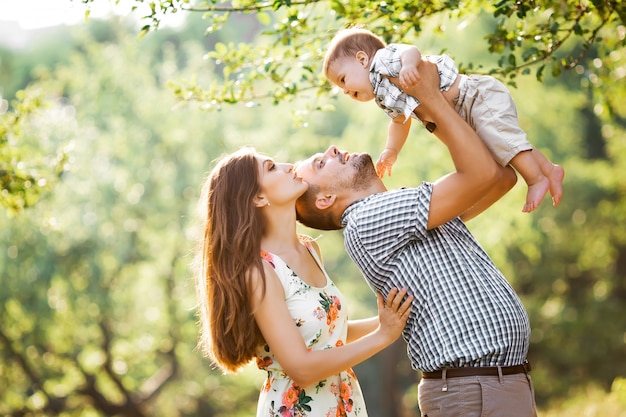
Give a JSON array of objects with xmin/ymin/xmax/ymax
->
[{"xmin": 421, "ymin": 361, "xmax": 531, "ymax": 380}]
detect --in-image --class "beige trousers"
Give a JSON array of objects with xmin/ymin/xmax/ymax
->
[
  {"xmin": 418, "ymin": 372, "xmax": 537, "ymax": 417},
  {"xmin": 455, "ymin": 74, "xmax": 533, "ymax": 167}
]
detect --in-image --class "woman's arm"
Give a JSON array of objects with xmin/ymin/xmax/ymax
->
[
  {"xmin": 250, "ymin": 264, "xmax": 412, "ymax": 388},
  {"xmin": 346, "ymin": 317, "xmax": 379, "ymax": 343}
]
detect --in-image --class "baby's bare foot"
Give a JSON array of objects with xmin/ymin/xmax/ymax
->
[
  {"xmin": 523, "ymin": 176, "xmax": 550, "ymax": 213},
  {"xmin": 547, "ymin": 164, "xmax": 565, "ymax": 206}
]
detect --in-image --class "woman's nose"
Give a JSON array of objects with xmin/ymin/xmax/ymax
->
[{"xmin": 279, "ymin": 163, "xmax": 293, "ymax": 172}]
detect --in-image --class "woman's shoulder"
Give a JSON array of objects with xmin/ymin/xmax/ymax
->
[{"xmin": 298, "ymin": 235, "xmax": 323, "ymax": 263}]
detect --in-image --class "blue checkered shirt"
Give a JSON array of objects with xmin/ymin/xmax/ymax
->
[
  {"xmin": 370, "ymin": 44, "xmax": 458, "ymax": 121},
  {"xmin": 340, "ymin": 184, "xmax": 531, "ymax": 372}
]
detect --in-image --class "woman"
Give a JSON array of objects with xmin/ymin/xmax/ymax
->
[{"xmin": 195, "ymin": 147, "xmax": 412, "ymax": 416}]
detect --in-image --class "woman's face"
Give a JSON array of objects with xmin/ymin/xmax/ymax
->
[{"xmin": 256, "ymin": 155, "xmax": 308, "ymax": 207}]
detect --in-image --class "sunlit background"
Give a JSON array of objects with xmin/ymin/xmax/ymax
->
[{"xmin": 1, "ymin": 1, "xmax": 625, "ymax": 416}]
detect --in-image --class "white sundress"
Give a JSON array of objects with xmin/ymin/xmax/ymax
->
[{"xmin": 255, "ymin": 243, "xmax": 369, "ymax": 417}]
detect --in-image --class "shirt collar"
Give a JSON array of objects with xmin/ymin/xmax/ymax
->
[
  {"xmin": 341, "ymin": 198, "xmax": 367, "ymax": 227},
  {"xmin": 340, "ymin": 192, "xmax": 384, "ymax": 227}
]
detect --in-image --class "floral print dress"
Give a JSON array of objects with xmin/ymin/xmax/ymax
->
[{"xmin": 256, "ymin": 243, "xmax": 368, "ymax": 417}]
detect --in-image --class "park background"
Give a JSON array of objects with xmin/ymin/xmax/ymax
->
[{"xmin": 1, "ymin": 0, "xmax": 625, "ymax": 416}]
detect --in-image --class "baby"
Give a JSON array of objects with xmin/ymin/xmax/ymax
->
[{"xmin": 323, "ymin": 27, "xmax": 564, "ymax": 213}]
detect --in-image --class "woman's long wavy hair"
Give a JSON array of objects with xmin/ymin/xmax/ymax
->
[{"xmin": 194, "ymin": 147, "xmax": 266, "ymax": 373}]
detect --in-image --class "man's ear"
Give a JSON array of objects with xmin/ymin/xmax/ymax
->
[
  {"xmin": 356, "ymin": 51, "xmax": 369, "ymax": 67},
  {"xmin": 315, "ymin": 194, "xmax": 337, "ymax": 210}
]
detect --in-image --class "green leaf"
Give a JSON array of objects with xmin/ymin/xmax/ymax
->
[{"xmin": 257, "ymin": 11, "xmax": 271, "ymax": 25}]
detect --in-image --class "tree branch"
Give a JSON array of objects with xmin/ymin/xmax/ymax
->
[{"xmin": 181, "ymin": 0, "xmax": 321, "ymax": 13}]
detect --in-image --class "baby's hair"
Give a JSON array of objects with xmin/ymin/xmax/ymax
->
[{"xmin": 323, "ymin": 27, "xmax": 386, "ymax": 78}]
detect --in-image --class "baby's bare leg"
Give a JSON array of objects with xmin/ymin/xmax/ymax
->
[{"xmin": 509, "ymin": 150, "xmax": 550, "ymax": 213}]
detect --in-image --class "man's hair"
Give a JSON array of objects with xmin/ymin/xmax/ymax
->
[
  {"xmin": 323, "ymin": 27, "xmax": 386, "ymax": 78},
  {"xmin": 296, "ymin": 184, "xmax": 342, "ymax": 231}
]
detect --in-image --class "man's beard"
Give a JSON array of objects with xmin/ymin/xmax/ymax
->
[{"xmin": 349, "ymin": 153, "xmax": 378, "ymax": 191}]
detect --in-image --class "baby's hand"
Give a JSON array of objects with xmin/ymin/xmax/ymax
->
[
  {"xmin": 375, "ymin": 148, "xmax": 398, "ymax": 178},
  {"xmin": 399, "ymin": 64, "xmax": 421, "ymax": 91}
]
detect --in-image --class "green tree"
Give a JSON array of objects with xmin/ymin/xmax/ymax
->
[
  {"xmin": 74, "ymin": 0, "xmax": 625, "ymax": 114},
  {"xmin": 97, "ymin": 0, "xmax": 624, "ymax": 409},
  {"xmin": 0, "ymin": 23, "xmax": 79, "ymax": 212},
  {"xmin": 0, "ymin": 21, "xmax": 263, "ymax": 416},
  {"xmin": 3, "ymin": 1, "xmax": 626, "ymax": 415},
  {"xmin": 0, "ymin": 88, "xmax": 68, "ymax": 213}
]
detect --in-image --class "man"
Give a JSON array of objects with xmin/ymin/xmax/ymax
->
[{"xmin": 295, "ymin": 60, "xmax": 537, "ymax": 416}]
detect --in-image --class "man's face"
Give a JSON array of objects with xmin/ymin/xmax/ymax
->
[{"xmin": 295, "ymin": 145, "xmax": 377, "ymax": 193}]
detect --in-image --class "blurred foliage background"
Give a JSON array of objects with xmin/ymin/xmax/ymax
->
[{"xmin": 1, "ymin": 0, "xmax": 625, "ymax": 416}]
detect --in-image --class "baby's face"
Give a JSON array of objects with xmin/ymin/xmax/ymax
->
[{"xmin": 327, "ymin": 56, "xmax": 374, "ymax": 102}]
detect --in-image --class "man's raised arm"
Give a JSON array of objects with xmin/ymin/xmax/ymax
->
[{"xmin": 400, "ymin": 60, "xmax": 501, "ymax": 229}]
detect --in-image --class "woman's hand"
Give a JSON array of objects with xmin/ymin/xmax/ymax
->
[{"xmin": 376, "ymin": 288, "xmax": 413, "ymax": 342}]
